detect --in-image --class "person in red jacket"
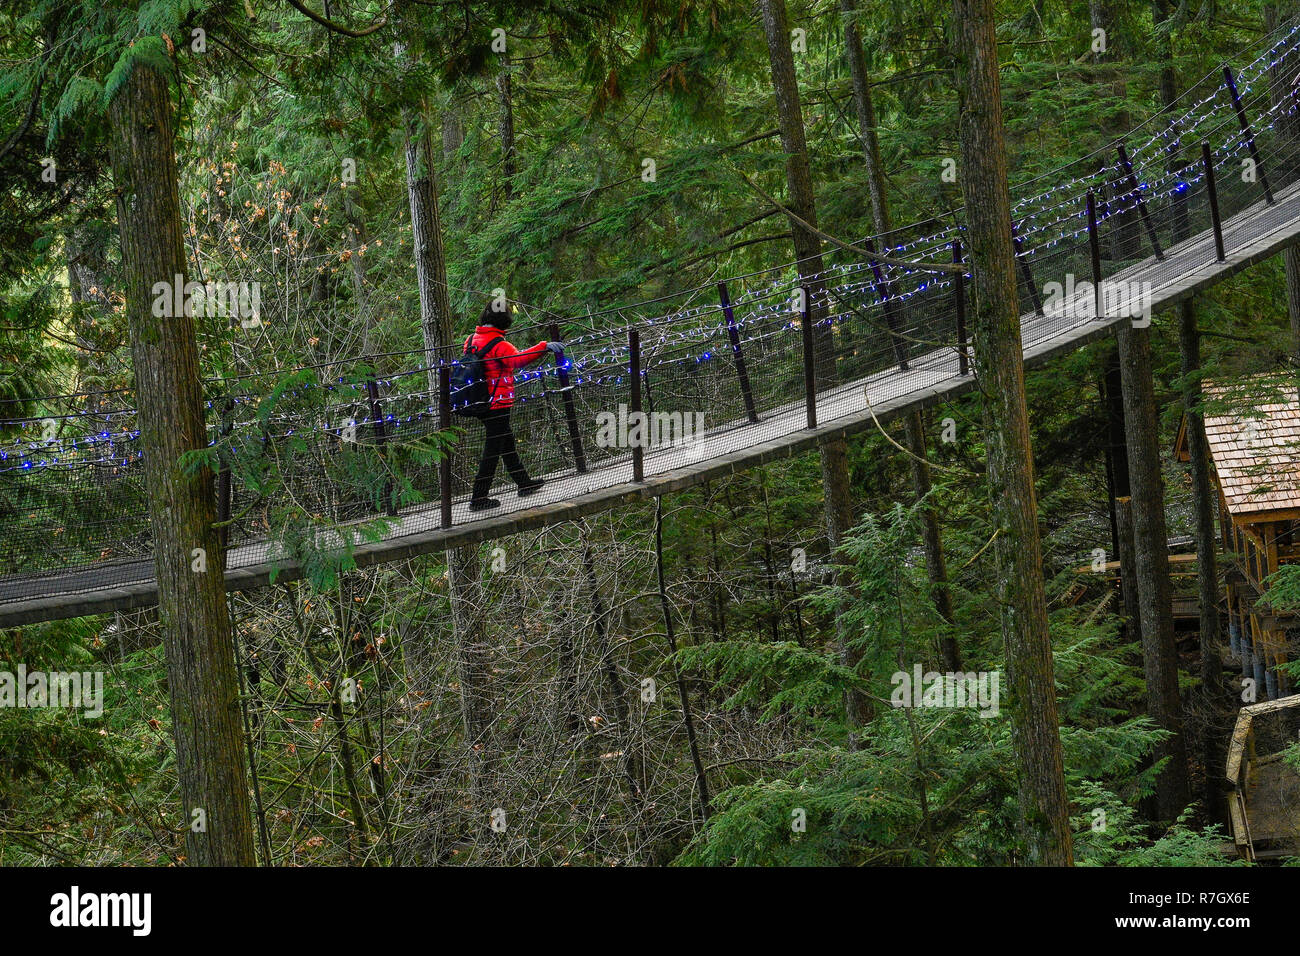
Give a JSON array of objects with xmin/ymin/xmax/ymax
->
[{"xmin": 466, "ymin": 300, "xmax": 564, "ymax": 511}]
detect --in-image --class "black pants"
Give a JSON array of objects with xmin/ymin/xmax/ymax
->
[{"xmin": 472, "ymin": 407, "xmax": 531, "ymax": 500}]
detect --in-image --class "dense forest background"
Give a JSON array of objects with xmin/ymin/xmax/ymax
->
[{"xmin": 1, "ymin": 0, "xmax": 1298, "ymax": 866}]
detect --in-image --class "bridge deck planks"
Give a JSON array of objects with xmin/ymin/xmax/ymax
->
[{"xmin": 4, "ymin": 181, "xmax": 1300, "ymax": 627}]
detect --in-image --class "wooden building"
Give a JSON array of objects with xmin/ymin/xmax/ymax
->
[{"xmin": 1175, "ymin": 376, "xmax": 1297, "ymax": 701}]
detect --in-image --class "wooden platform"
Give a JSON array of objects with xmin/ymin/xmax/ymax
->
[
  {"xmin": 5, "ymin": 179, "xmax": 1300, "ymax": 627},
  {"xmin": 1244, "ymin": 757, "xmax": 1300, "ymax": 857},
  {"xmin": 1226, "ymin": 695, "xmax": 1300, "ymax": 861}
]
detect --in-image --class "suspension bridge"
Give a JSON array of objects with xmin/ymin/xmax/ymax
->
[{"xmin": 5, "ymin": 25, "xmax": 1300, "ymax": 628}]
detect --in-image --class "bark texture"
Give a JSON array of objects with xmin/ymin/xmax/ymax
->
[
  {"xmin": 952, "ymin": 0, "xmax": 1074, "ymax": 865},
  {"xmin": 107, "ymin": 60, "xmax": 256, "ymax": 866},
  {"xmin": 403, "ymin": 103, "xmax": 492, "ymax": 808},
  {"xmin": 1177, "ymin": 301, "xmax": 1226, "ymax": 823},
  {"xmin": 497, "ymin": 54, "xmax": 517, "ymax": 201},
  {"xmin": 1106, "ymin": 351, "xmax": 1142, "ymax": 642},
  {"xmin": 1116, "ymin": 320, "xmax": 1191, "ymax": 819},
  {"xmin": 841, "ymin": 0, "xmax": 958, "ymax": 668},
  {"xmin": 759, "ymin": 0, "xmax": 865, "ymax": 739},
  {"xmin": 759, "ymin": 0, "xmax": 834, "ymax": 384},
  {"xmin": 1154, "ymin": 1, "xmax": 1224, "ymax": 822}
]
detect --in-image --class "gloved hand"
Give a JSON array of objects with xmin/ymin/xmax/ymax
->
[{"xmin": 546, "ymin": 341, "xmax": 566, "ymax": 355}]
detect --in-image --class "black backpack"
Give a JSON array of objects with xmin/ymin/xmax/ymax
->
[{"xmin": 450, "ymin": 336, "xmax": 501, "ymax": 418}]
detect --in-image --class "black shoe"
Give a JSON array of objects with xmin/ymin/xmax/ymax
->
[
  {"xmin": 469, "ymin": 497, "xmax": 501, "ymax": 512},
  {"xmin": 517, "ymin": 478, "xmax": 546, "ymax": 497}
]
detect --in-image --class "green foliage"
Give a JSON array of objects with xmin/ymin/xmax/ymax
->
[
  {"xmin": 49, "ymin": 77, "xmax": 104, "ymax": 145},
  {"xmin": 1284, "ymin": 741, "xmax": 1300, "ymax": 776},
  {"xmin": 672, "ymin": 501, "xmax": 1228, "ymax": 865},
  {"xmin": 1073, "ymin": 782, "xmax": 1244, "ymax": 867},
  {"xmin": 674, "ymin": 639, "xmax": 859, "ymax": 731},
  {"xmin": 1265, "ymin": 564, "xmax": 1300, "ymax": 612},
  {"xmin": 2, "ymin": 0, "xmax": 1291, "ymax": 868},
  {"xmin": 675, "ymin": 699, "xmax": 1019, "ymax": 865},
  {"xmin": 0, "ymin": 619, "xmax": 174, "ymax": 864}
]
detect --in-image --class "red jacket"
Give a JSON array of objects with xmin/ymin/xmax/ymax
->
[{"xmin": 465, "ymin": 326, "xmax": 548, "ymax": 409}]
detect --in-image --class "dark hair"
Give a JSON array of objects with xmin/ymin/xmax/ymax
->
[{"xmin": 480, "ymin": 300, "xmax": 513, "ymax": 331}]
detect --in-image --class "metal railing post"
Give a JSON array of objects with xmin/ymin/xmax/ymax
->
[
  {"xmin": 216, "ymin": 397, "xmax": 234, "ymax": 552},
  {"xmin": 1224, "ymin": 66, "xmax": 1274, "ymax": 204},
  {"xmin": 1202, "ymin": 142, "xmax": 1227, "ymax": 262},
  {"xmin": 629, "ymin": 328, "xmax": 645, "ymax": 482},
  {"xmin": 438, "ymin": 364, "xmax": 452, "ymax": 528},
  {"xmin": 1116, "ymin": 141, "xmax": 1166, "ymax": 260},
  {"xmin": 548, "ymin": 321, "xmax": 588, "ymax": 473},
  {"xmin": 1011, "ymin": 220, "xmax": 1045, "ymax": 315},
  {"xmin": 865, "ymin": 238, "xmax": 911, "ymax": 370},
  {"xmin": 717, "ymin": 281, "xmax": 759, "ymax": 424},
  {"xmin": 952, "ymin": 237, "xmax": 968, "ymax": 375},
  {"xmin": 1086, "ymin": 191, "xmax": 1104, "ymax": 319},
  {"xmin": 800, "ymin": 286, "xmax": 817, "ymax": 429},
  {"xmin": 364, "ymin": 369, "xmax": 397, "ymax": 517}
]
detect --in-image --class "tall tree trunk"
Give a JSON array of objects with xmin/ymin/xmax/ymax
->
[
  {"xmin": 1088, "ymin": 1, "xmax": 1139, "ymax": 260},
  {"xmin": 821, "ymin": 436, "xmax": 872, "ymax": 740},
  {"xmin": 952, "ymin": 0, "xmax": 1073, "ymax": 865},
  {"xmin": 758, "ymin": 0, "xmax": 833, "ymax": 384},
  {"xmin": 1178, "ymin": 300, "xmax": 1226, "ymax": 823},
  {"xmin": 1157, "ymin": 0, "xmax": 1225, "ymax": 822},
  {"xmin": 449, "ymin": 545, "xmax": 493, "ymax": 798},
  {"xmin": 403, "ymin": 103, "xmax": 493, "ymax": 810},
  {"xmin": 654, "ymin": 498, "xmax": 711, "ymax": 822},
  {"xmin": 402, "ymin": 101, "xmax": 461, "ymax": 504},
  {"xmin": 497, "ymin": 54, "xmax": 517, "ymax": 201},
  {"xmin": 841, "ymin": 0, "xmax": 958, "ymax": 667},
  {"xmin": 759, "ymin": 0, "xmax": 866, "ymax": 739},
  {"xmin": 107, "ymin": 59, "xmax": 255, "ymax": 866},
  {"xmin": 1116, "ymin": 495, "xmax": 1141, "ymax": 640},
  {"xmin": 582, "ymin": 544, "xmax": 648, "ymax": 815},
  {"xmin": 442, "ymin": 99, "xmax": 465, "ymax": 165},
  {"xmin": 840, "ymin": 0, "xmax": 888, "ymax": 232},
  {"xmin": 344, "ymin": 201, "xmax": 374, "ymax": 355},
  {"xmin": 1105, "ymin": 350, "xmax": 1142, "ymax": 642},
  {"xmin": 1153, "ymin": 0, "xmax": 1190, "ymax": 243},
  {"xmin": 404, "ymin": 113, "xmax": 454, "ymax": 376},
  {"xmin": 903, "ymin": 414, "xmax": 960, "ymax": 669},
  {"xmin": 65, "ymin": 226, "xmax": 114, "ymax": 416},
  {"xmin": 1116, "ymin": 320, "xmax": 1191, "ymax": 818},
  {"xmin": 1153, "ymin": 0, "xmax": 1179, "ymax": 116},
  {"xmin": 1089, "ymin": 0, "xmax": 1108, "ymax": 65}
]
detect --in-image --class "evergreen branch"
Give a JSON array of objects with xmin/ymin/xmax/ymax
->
[{"xmin": 283, "ymin": 0, "xmax": 388, "ymax": 37}]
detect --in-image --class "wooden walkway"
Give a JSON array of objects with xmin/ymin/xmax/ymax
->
[
  {"xmin": 1226, "ymin": 695, "xmax": 1300, "ymax": 861},
  {"xmin": 5, "ymin": 179, "xmax": 1300, "ymax": 627}
]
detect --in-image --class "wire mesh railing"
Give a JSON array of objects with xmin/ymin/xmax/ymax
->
[{"xmin": 5, "ymin": 19, "xmax": 1300, "ymax": 601}]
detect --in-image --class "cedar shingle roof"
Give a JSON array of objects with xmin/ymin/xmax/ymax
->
[{"xmin": 1202, "ymin": 376, "xmax": 1300, "ymax": 518}]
